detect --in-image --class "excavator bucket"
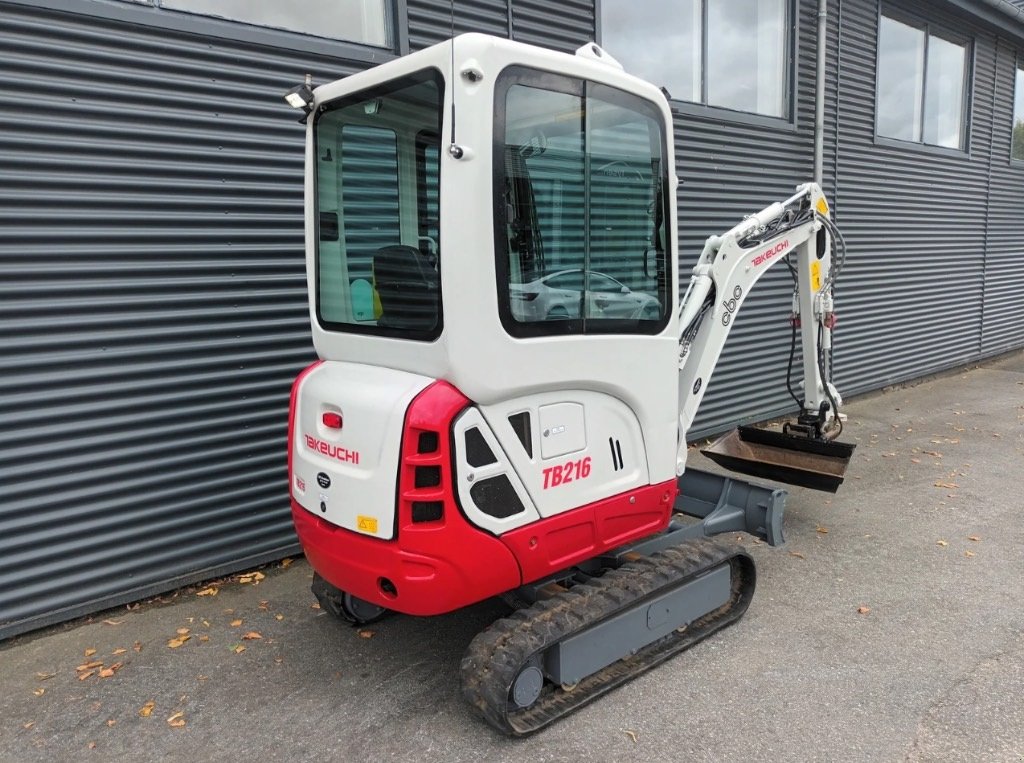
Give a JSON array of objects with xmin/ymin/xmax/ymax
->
[{"xmin": 702, "ymin": 425, "xmax": 856, "ymax": 493}]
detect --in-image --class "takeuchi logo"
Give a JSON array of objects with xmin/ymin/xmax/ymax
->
[
  {"xmin": 751, "ymin": 239, "xmax": 790, "ymax": 267},
  {"xmin": 304, "ymin": 434, "xmax": 360, "ymax": 465}
]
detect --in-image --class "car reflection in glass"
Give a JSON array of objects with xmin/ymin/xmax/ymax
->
[{"xmin": 510, "ymin": 269, "xmax": 660, "ymax": 322}]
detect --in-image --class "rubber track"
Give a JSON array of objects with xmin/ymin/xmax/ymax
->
[{"xmin": 459, "ymin": 538, "xmax": 756, "ymax": 736}]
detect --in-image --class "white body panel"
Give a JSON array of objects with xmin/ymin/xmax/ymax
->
[
  {"xmin": 478, "ymin": 390, "xmax": 648, "ymax": 518},
  {"xmin": 304, "ymin": 34, "xmax": 682, "ymax": 493},
  {"xmin": 291, "ymin": 362, "xmax": 432, "ymax": 540}
]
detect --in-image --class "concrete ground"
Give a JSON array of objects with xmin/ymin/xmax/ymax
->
[{"xmin": 2, "ymin": 353, "xmax": 1022, "ymax": 762}]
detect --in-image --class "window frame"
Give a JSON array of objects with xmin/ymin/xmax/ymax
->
[
  {"xmin": 1010, "ymin": 57, "xmax": 1024, "ymax": 165},
  {"xmin": 874, "ymin": 5, "xmax": 974, "ymax": 156},
  {"xmin": 491, "ymin": 65, "xmax": 673, "ymax": 340},
  {"xmin": 596, "ymin": 0, "xmax": 799, "ymax": 130},
  {"xmin": 312, "ymin": 67, "xmax": 445, "ymax": 342}
]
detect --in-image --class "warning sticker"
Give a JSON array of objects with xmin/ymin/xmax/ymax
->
[
  {"xmin": 356, "ymin": 515, "xmax": 378, "ymax": 534},
  {"xmin": 811, "ymin": 260, "xmax": 822, "ymax": 292}
]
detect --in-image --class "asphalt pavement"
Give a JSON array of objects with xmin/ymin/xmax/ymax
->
[{"xmin": 2, "ymin": 352, "xmax": 1022, "ymax": 762}]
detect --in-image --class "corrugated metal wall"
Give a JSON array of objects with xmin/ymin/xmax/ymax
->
[
  {"xmin": 2, "ymin": 0, "xmax": 1022, "ymax": 638},
  {"xmin": 0, "ymin": 0, "xmax": 369, "ymax": 639}
]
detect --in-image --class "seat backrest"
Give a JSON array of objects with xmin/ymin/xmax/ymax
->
[{"xmin": 372, "ymin": 245, "xmax": 439, "ymax": 330}]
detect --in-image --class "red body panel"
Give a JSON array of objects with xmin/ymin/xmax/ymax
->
[
  {"xmin": 292, "ymin": 380, "xmax": 522, "ymax": 616},
  {"xmin": 290, "ymin": 375, "xmax": 677, "ymax": 615},
  {"xmin": 501, "ymin": 479, "xmax": 676, "ymax": 584}
]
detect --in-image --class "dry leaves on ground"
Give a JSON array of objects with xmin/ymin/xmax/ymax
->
[
  {"xmin": 139, "ymin": 701, "xmax": 156, "ymax": 718},
  {"xmin": 968, "ymin": 534, "xmax": 981, "ymax": 541},
  {"xmin": 856, "ymin": 606, "xmax": 871, "ymax": 615},
  {"xmin": 788, "ymin": 551, "xmax": 805, "ymax": 559},
  {"xmin": 167, "ymin": 635, "xmax": 191, "ymax": 649},
  {"xmin": 98, "ymin": 663, "xmax": 123, "ymax": 679},
  {"xmin": 230, "ymin": 619, "xmax": 243, "ymax": 627},
  {"xmin": 166, "ymin": 712, "xmax": 186, "ymax": 728},
  {"xmin": 196, "ymin": 587, "xmax": 218, "ymax": 597},
  {"xmin": 936, "ymin": 539, "xmax": 949, "ymax": 547},
  {"xmin": 242, "ymin": 631, "xmax": 262, "ymax": 641},
  {"xmin": 238, "ymin": 571, "xmax": 265, "ymax": 585}
]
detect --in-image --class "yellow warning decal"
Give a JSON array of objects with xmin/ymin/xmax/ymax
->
[
  {"xmin": 811, "ymin": 260, "xmax": 822, "ymax": 292},
  {"xmin": 816, "ymin": 197, "xmax": 830, "ymax": 216},
  {"xmin": 356, "ymin": 515, "xmax": 378, "ymax": 534}
]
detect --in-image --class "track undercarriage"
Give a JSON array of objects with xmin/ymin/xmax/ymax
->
[{"xmin": 461, "ymin": 537, "xmax": 755, "ymax": 735}]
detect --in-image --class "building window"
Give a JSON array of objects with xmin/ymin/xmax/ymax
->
[
  {"xmin": 876, "ymin": 13, "xmax": 968, "ymax": 149},
  {"xmin": 1013, "ymin": 65, "xmax": 1024, "ymax": 161},
  {"xmin": 159, "ymin": 0, "xmax": 393, "ymax": 48},
  {"xmin": 599, "ymin": 0, "xmax": 790, "ymax": 119}
]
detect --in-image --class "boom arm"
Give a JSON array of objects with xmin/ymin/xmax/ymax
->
[{"xmin": 675, "ymin": 183, "xmax": 843, "ymax": 475}]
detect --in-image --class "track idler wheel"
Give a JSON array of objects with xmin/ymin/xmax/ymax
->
[{"xmin": 311, "ymin": 573, "xmax": 389, "ymax": 625}]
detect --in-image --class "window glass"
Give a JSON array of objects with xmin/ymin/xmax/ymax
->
[
  {"xmin": 600, "ymin": 0, "xmax": 700, "ymax": 102},
  {"xmin": 600, "ymin": 0, "xmax": 789, "ymax": 118},
  {"xmin": 923, "ymin": 36, "xmax": 966, "ymax": 148},
  {"xmin": 1012, "ymin": 66, "xmax": 1024, "ymax": 160},
  {"xmin": 315, "ymin": 71, "xmax": 443, "ymax": 339},
  {"xmin": 877, "ymin": 14, "xmax": 967, "ymax": 148},
  {"xmin": 497, "ymin": 74, "xmax": 670, "ymax": 335},
  {"xmin": 161, "ymin": 0, "xmax": 392, "ymax": 47},
  {"xmin": 707, "ymin": 0, "xmax": 787, "ymax": 116},
  {"xmin": 877, "ymin": 16, "xmax": 925, "ymax": 142}
]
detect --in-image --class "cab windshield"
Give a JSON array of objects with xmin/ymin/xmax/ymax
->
[
  {"xmin": 314, "ymin": 69, "xmax": 443, "ymax": 340},
  {"xmin": 494, "ymin": 67, "xmax": 671, "ymax": 337}
]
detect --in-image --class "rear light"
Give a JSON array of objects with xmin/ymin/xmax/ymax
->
[{"xmin": 322, "ymin": 411, "xmax": 342, "ymax": 429}]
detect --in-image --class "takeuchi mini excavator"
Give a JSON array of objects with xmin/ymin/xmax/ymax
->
[{"xmin": 284, "ymin": 34, "xmax": 855, "ymax": 735}]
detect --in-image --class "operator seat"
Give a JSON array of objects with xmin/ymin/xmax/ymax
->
[{"xmin": 372, "ymin": 245, "xmax": 439, "ymax": 330}]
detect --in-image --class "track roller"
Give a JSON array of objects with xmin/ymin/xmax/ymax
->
[{"xmin": 460, "ymin": 537, "xmax": 755, "ymax": 736}]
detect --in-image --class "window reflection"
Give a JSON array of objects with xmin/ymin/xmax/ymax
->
[
  {"xmin": 876, "ymin": 14, "xmax": 967, "ymax": 149},
  {"xmin": 600, "ymin": 0, "xmax": 789, "ymax": 118}
]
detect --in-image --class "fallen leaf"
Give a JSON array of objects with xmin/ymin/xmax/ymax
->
[
  {"xmin": 310, "ymin": 602, "xmax": 321, "ymax": 610},
  {"xmin": 934, "ymin": 482, "xmax": 959, "ymax": 489},
  {"xmin": 139, "ymin": 701, "xmax": 156, "ymax": 718},
  {"xmin": 84, "ymin": 648, "xmax": 97, "ymax": 657},
  {"xmin": 242, "ymin": 631, "xmax": 262, "ymax": 641},
  {"xmin": 967, "ymin": 534, "xmax": 981, "ymax": 542},
  {"xmin": 230, "ymin": 619, "xmax": 243, "ymax": 627},
  {"xmin": 856, "ymin": 606, "xmax": 871, "ymax": 615},
  {"xmin": 357, "ymin": 630, "xmax": 375, "ymax": 639},
  {"xmin": 202, "ymin": 620, "xmax": 210, "ymax": 627},
  {"xmin": 23, "ymin": 722, "xmax": 35, "ymax": 730},
  {"xmin": 965, "ymin": 550, "xmax": 976, "ymax": 558},
  {"xmin": 133, "ymin": 641, "xmax": 143, "ymax": 653},
  {"xmin": 198, "ymin": 674, "xmax": 209, "ymax": 681},
  {"xmin": 258, "ymin": 601, "xmax": 269, "ymax": 611},
  {"xmin": 166, "ymin": 712, "xmax": 186, "ymax": 728},
  {"xmin": 281, "ymin": 558, "xmax": 294, "ymax": 568},
  {"xmin": 936, "ymin": 540, "xmax": 948, "ymax": 547},
  {"xmin": 88, "ymin": 742, "xmax": 96, "ymax": 750},
  {"xmin": 232, "ymin": 645, "xmax": 246, "ymax": 654},
  {"xmin": 35, "ymin": 672, "xmax": 56, "ymax": 681},
  {"xmin": 106, "ymin": 719, "xmax": 116, "ymax": 727},
  {"xmin": 275, "ymin": 614, "xmax": 284, "ymax": 621},
  {"xmin": 815, "ymin": 526, "xmax": 829, "ymax": 534},
  {"xmin": 111, "ymin": 648, "xmax": 127, "ymax": 656},
  {"xmin": 788, "ymin": 551, "xmax": 805, "ymax": 559},
  {"xmin": 624, "ymin": 729, "xmax": 638, "ymax": 743},
  {"xmin": 167, "ymin": 635, "xmax": 191, "ymax": 649},
  {"xmin": 77, "ymin": 660, "xmax": 104, "ymax": 672},
  {"xmin": 196, "ymin": 587, "xmax": 218, "ymax": 597},
  {"xmin": 78, "ymin": 670, "xmax": 96, "ymax": 681},
  {"xmin": 238, "ymin": 571, "xmax": 265, "ymax": 584},
  {"xmin": 98, "ymin": 663, "xmax": 123, "ymax": 678},
  {"xmin": 102, "ymin": 619, "xmax": 123, "ymax": 626},
  {"xmin": 33, "ymin": 689, "xmax": 45, "ymax": 697},
  {"xmin": 176, "ymin": 627, "xmax": 190, "ymax": 636},
  {"xmin": 910, "ymin": 458, "xmax": 921, "ymax": 464},
  {"xmin": 199, "ymin": 635, "xmax": 210, "ymax": 643},
  {"xmin": 274, "ymin": 656, "xmax": 284, "ymax": 664}
]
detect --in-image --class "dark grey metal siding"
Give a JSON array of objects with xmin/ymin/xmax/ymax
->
[
  {"xmin": 0, "ymin": 0, "xmax": 367, "ymax": 639},
  {"xmin": 827, "ymin": 0, "xmax": 1024, "ymax": 397}
]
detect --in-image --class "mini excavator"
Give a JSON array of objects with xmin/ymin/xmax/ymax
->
[{"xmin": 284, "ymin": 34, "xmax": 855, "ymax": 735}]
